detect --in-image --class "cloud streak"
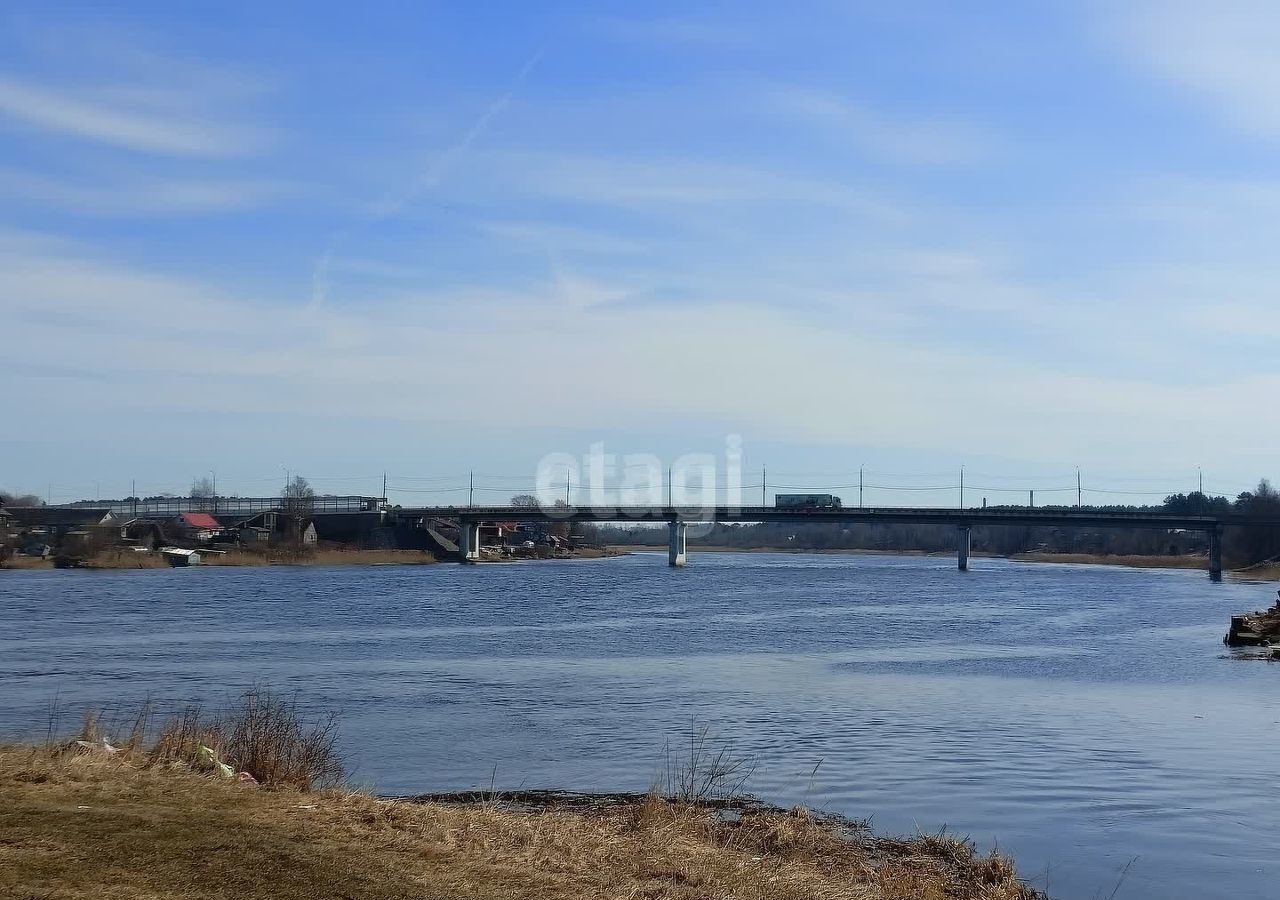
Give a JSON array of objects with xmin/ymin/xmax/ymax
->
[{"xmin": 0, "ymin": 76, "xmax": 268, "ymax": 156}]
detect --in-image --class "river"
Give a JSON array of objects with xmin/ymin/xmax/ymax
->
[{"xmin": 2, "ymin": 552, "xmax": 1277, "ymax": 898}]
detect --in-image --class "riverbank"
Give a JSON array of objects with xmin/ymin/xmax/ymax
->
[
  {"xmin": 1, "ymin": 547, "xmax": 629, "ymax": 571},
  {"xmin": 0, "ymin": 744, "xmax": 1040, "ymax": 900},
  {"xmin": 0, "ymin": 548, "xmax": 438, "ymax": 570},
  {"xmin": 607, "ymin": 544, "xmax": 1252, "ymax": 575}
]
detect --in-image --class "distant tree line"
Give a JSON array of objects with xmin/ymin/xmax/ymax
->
[
  {"xmin": 588, "ymin": 480, "xmax": 1280, "ymax": 568},
  {"xmin": 0, "ymin": 490, "xmax": 42, "ymax": 507}
]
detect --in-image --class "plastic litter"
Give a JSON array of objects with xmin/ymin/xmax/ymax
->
[
  {"xmin": 235, "ymin": 771, "xmax": 259, "ymax": 786},
  {"xmin": 72, "ymin": 737, "xmax": 119, "ymax": 754},
  {"xmin": 198, "ymin": 745, "xmax": 234, "ymax": 779}
]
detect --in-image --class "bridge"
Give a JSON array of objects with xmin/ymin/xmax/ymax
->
[{"xmin": 394, "ymin": 505, "xmax": 1280, "ymax": 580}]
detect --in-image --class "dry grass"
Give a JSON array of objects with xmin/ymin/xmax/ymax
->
[
  {"xmin": 204, "ymin": 548, "xmax": 435, "ymax": 567},
  {"xmin": 0, "ymin": 554, "xmax": 54, "ymax": 569},
  {"xmin": 0, "ymin": 746, "xmax": 1042, "ymax": 900},
  {"xmin": 69, "ymin": 690, "xmax": 343, "ymax": 791},
  {"xmin": 80, "ymin": 549, "xmax": 169, "ymax": 569},
  {"xmin": 1230, "ymin": 563, "xmax": 1280, "ymax": 582},
  {"xmin": 1010, "ymin": 551, "xmax": 1208, "ymax": 570}
]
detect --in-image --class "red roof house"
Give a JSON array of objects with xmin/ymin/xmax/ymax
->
[{"xmin": 173, "ymin": 512, "xmax": 221, "ymax": 541}]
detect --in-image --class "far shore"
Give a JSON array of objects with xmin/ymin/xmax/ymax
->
[
  {"xmin": 606, "ymin": 544, "xmax": 1264, "ymax": 577},
  {"xmin": 1, "ymin": 546, "xmax": 625, "ymax": 572}
]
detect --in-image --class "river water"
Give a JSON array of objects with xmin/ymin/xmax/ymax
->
[{"xmin": 2, "ymin": 552, "xmax": 1277, "ymax": 898}]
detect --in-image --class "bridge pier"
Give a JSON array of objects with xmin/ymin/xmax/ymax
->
[
  {"xmin": 459, "ymin": 521, "xmax": 481, "ymax": 563},
  {"xmin": 957, "ymin": 525, "xmax": 971, "ymax": 571},
  {"xmin": 1209, "ymin": 526, "xmax": 1223, "ymax": 582},
  {"xmin": 668, "ymin": 521, "xmax": 688, "ymax": 567}
]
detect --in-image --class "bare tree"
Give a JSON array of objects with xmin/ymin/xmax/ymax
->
[
  {"xmin": 282, "ymin": 476, "xmax": 315, "ymax": 544},
  {"xmin": 510, "ymin": 494, "xmax": 540, "ymax": 508},
  {"xmin": 1, "ymin": 490, "xmax": 42, "ymax": 507},
  {"xmin": 190, "ymin": 477, "xmax": 215, "ymax": 498}
]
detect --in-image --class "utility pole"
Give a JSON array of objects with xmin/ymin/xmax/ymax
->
[
  {"xmin": 1029, "ymin": 489, "xmax": 1035, "ymax": 508},
  {"xmin": 762, "ymin": 465, "xmax": 766, "ymax": 507},
  {"xmin": 565, "ymin": 470, "xmax": 570, "ymax": 506},
  {"xmin": 381, "ymin": 472, "xmax": 387, "ymax": 503},
  {"xmin": 1077, "ymin": 468, "xmax": 1082, "ymax": 507},
  {"xmin": 1198, "ymin": 466, "xmax": 1203, "ymax": 495},
  {"xmin": 668, "ymin": 466, "xmax": 673, "ymax": 507},
  {"xmin": 959, "ymin": 467, "xmax": 965, "ymax": 509},
  {"xmin": 469, "ymin": 471, "xmax": 475, "ymax": 508},
  {"xmin": 859, "ymin": 466, "xmax": 864, "ymax": 509},
  {"xmin": 132, "ymin": 479, "xmax": 137, "ymax": 517}
]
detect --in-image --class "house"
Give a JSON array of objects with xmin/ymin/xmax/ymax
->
[
  {"xmin": 237, "ymin": 526, "xmax": 273, "ymax": 544},
  {"xmin": 117, "ymin": 519, "xmax": 168, "ymax": 550},
  {"xmin": 5, "ymin": 507, "xmax": 116, "ymax": 545},
  {"xmin": 171, "ymin": 512, "xmax": 221, "ymax": 542},
  {"xmin": 5, "ymin": 506, "xmax": 116, "ymax": 530}
]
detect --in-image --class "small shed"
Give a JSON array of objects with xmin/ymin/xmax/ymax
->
[{"xmin": 161, "ymin": 548, "xmax": 203, "ymax": 567}]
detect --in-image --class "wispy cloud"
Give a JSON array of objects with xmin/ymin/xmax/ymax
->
[
  {"xmin": 485, "ymin": 151, "xmax": 907, "ymax": 219},
  {"xmin": 763, "ymin": 85, "xmax": 997, "ymax": 166},
  {"xmin": 1106, "ymin": 0, "xmax": 1280, "ymax": 139},
  {"xmin": 0, "ymin": 165, "xmax": 284, "ymax": 215},
  {"xmin": 6, "ymin": 229, "xmax": 1276, "ymax": 476},
  {"xmin": 592, "ymin": 16, "xmax": 752, "ymax": 48},
  {"xmin": 0, "ymin": 76, "xmax": 269, "ymax": 156},
  {"xmin": 478, "ymin": 221, "xmax": 647, "ymax": 256},
  {"xmin": 309, "ymin": 47, "xmax": 544, "ymax": 307}
]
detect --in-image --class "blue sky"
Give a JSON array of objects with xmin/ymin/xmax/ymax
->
[{"xmin": 3, "ymin": 1, "xmax": 1279, "ymax": 506}]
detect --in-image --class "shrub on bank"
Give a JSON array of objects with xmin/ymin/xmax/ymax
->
[{"xmin": 67, "ymin": 689, "xmax": 343, "ymax": 790}]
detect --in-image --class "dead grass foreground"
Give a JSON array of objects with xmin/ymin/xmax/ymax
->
[{"xmin": 0, "ymin": 745, "xmax": 1042, "ymax": 900}]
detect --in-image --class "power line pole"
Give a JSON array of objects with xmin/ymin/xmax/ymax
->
[
  {"xmin": 668, "ymin": 466, "xmax": 673, "ymax": 507},
  {"xmin": 565, "ymin": 470, "xmax": 570, "ymax": 506},
  {"xmin": 959, "ymin": 467, "xmax": 964, "ymax": 509},
  {"xmin": 1077, "ymin": 468, "xmax": 1082, "ymax": 507},
  {"xmin": 859, "ymin": 465, "xmax": 864, "ymax": 509},
  {"xmin": 762, "ymin": 465, "xmax": 766, "ymax": 507},
  {"xmin": 1198, "ymin": 466, "xmax": 1203, "ymax": 495},
  {"xmin": 381, "ymin": 472, "xmax": 387, "ymax": 502},
  {"xmin": 469, "ymin": 470, "xmax": 474, "ymax": 509}
]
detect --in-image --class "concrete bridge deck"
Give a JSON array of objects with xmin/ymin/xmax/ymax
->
[{"xmin": 395, "ymin": 504, "xmax": 1280, "ymax": 579}]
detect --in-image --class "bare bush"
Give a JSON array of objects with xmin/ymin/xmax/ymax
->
[
  {"xmin": 64, "ymin": 689, "xmax": 343, "ymax": 790},
  {"xmin": 223, "ymin": 688, "xmax": 342, "ymax": 789},
  {"xmin": 659, "ymin": 721, "xmax": 756, "ymax": 804}
]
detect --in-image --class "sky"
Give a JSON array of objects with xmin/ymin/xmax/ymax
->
[{"xmin": 3, "ymin": 1, "xmax": 1279, "ymax": 507}]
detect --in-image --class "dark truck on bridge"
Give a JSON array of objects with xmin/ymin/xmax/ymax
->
[{"xmin": 775, "ymin": 493, "xmax": 843, "ymax": 509}]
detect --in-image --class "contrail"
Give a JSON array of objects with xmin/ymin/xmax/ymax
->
[{"xmin": 309, "ymin": 46, "xmax": 545, "ymax": 308}]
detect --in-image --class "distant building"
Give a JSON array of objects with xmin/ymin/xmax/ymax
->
[
  {"xmin": 5, "ymin": 507, "xmax": 116, "ymax": 529},
  {"xmin": 171, "ymin": 512, "xmax": 221, "ymax": 542},
  {"xmin": 5, "ymin": 507, "xmax": 116, "ymax": 545}
]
